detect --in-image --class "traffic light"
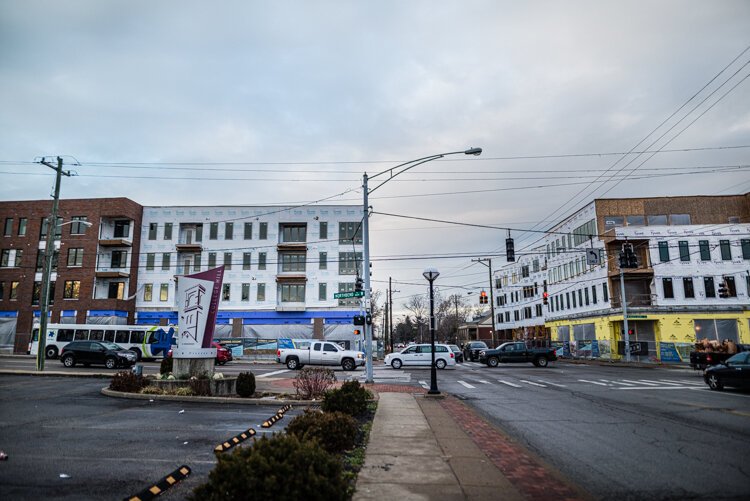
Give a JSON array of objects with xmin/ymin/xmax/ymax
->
[
  {"xmin": 718, "ymin": 281, "xmax": 729, "ymax": 298},
  {"xmin": 620, "ymin": 242, "xmax": 637, "ymax": 269},
  {"xmin": 355, "ymin": 277, "xmax": 363, "ymax": 292},
  {"xmin": 365, "ymin": 314, "xmax": 372, "ymax": 325},
  {"xmin": 354, "ymin": 329, "xmax": 362, "ymax": 336},
  {"xmin": 542, "ymin": 292, "xmax": 549, "ymax": 305},
  {"xmin": 353, "ymin": 315, "xmax": 365, "ymax": 325},
  {"xmin": 479, "ymin": 290, "xmax": 488, "ymax": 304},
  {"xmin": 506, "ymin": 237, "xmax": 515, "ymax": 262}
]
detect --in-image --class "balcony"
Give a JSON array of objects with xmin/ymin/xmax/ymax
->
[
  {"xmin": 176, "ymin": 240, "xmax": 202, "ymax": 253},
  {"xmin": 99, "ymin": 218, "xmax": 134, "ymax": 246},
  {"xmin": 177, "ymin": 224, "xmax": 203, "ymax": 252},
  {"xmin": 99, "ymin": 238, "xmax": 132, "ymax": 247},
  {"xmin": 277, "ymin": 242, "xmax": 307, "ymax": 252},
  {"xmin": 95, "ymin": 267, "xmax": 130, "ymax": 278}
]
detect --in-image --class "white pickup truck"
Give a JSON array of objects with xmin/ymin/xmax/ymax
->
[{"xmin": 276, "ymin": 341, "xmax": 365, "ymax": 371}]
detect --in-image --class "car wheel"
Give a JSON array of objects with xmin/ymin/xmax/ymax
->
[
  {"xmin": 62, "ymin": 354, "xmax": 75, "ymax": 368},
  {"xmin": 341, "ymin": 358, "xmax": 355, "ymax": 371},
  {"xmin": 707, "ymin": 374, "xmax": 723, "ymax": 391},
  {"xmin": 391, "ymin": 359, "xmax": 403, "ymax": 370},
  {"xmin": 105, "ymin": 357, "xmax": 117, "ymax": 370},
  {"xmin": 435, "ymin": 359, "xmax": 447, "ymax": 369},
  {"xmin": 535, "ymin": 356, "xmax": 549, "ymax": 368},
  {"xmin": 130, "ymin": 348, "xmax": 142, "ymax": 361},
  {"xmin": 488, "ymin": 357, "xmax": 499, "ymax": 368},
  {"xmin": 45, "ymin": 346, "xmax": 58, "ymax": 359},
  {"xmin": 286, "ymin": 357, "xmax": 299, "ymax": 370}
]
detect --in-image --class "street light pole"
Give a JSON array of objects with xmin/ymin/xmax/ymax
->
[
  {"xmin": 423, "ymin": 267, "xmax": 440, "ymax": 394},
  {"xmin": 361, "ymin": 147, "xmax": 482, "ymax": 383}
]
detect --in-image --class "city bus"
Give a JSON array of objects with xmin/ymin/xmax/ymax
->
[{"xmin": 29, "ymin": 324, "xmax": 176, "ymax": 361}]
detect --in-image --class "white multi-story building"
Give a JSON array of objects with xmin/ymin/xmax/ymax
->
[
  {"xmin": 135, "ymin": 204, "xmax": 366, "ymax": 344},
  {"xmin": 493, "ymin": 194, "xmax": 750, "ymax": 362}
]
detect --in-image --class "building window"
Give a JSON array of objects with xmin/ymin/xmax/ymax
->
[
  {"xmin": 338, "ymin": 252, "xmax": 362, "ymax": 275},
  {"xmin": 148, "ymin": 222, "xmax": 157, "ymax": 240},
  {"xmin": 243, "ymin": 252, "xmax": 251, "ymax": 270},
  {"xmin": 258, "ymin": 252, "xmax": 266, "ymax": 270},
  {"xmin": 161, "ymin": 253, "xmax": 170, "ymax": 271},
  {"xmin": 208, "ymin": 252, "xmax": 216, "ymax": 268},
  {"xmin": 257, "ymin": 283, "xmax": 265, "ymax": 301},
  {"xmin": 67, "ymin": 248, "xmax": 84, "ymax": 267},
  {"xmin": 63, "ymin": 280, "xmax": 80, "ymax": 299},
  {"xmin": 13, "ymin": 249, "xmax": 23, "ymax": 268},
  {"xmin": 112, "ymin": 250, "xmax": 127, "ymax": 268},
  {"xmin": 683, "ymin": 277, "xmax": 694, "ymax": 298},
  {"xmin": 670, "ymin": 214, "xmax": 691, "ymax": 225},
  {"xmin": 114, "ymin": 220, "xmax": 130, "ymax": 238},
  {"xmin": 339, "ymin": 222, "xmax": 362, "ymax": 244},
  {"xmin": 209, "ymin": 222, "xmax": 218, "ymax": 240},
  {"xmin": 244, "ymin": 222, "xmax": 252, "ymax": 239},
  {"xmin": 224, "ymin": 222, "xmax": 233, "ymax": 240},
  {"xmin": 67, "ymin": 216, "xmax": 86, "ymax": 235},
  {"xmin": 678, "ymin": 241, "xmax": 690, "ymax": 261},
  {"xmin": 337, "ymin": 282, "xmax": 358, "ymax": 307},
  {"xmin": 584, "ymin": 287, "xmax": 589, "ymax": 305},
  {"xmin": 742, "ymin": 239, "xmax": 750, "ymax": 259},
  {"xmin": 143, "ymin": 284, "xmax": 153, "ymax": 302},
  {"xmin": 658, "ymin": 241, "xmax": 670, "ymax": 262},
  {"xmin": 281, "ymin": 284, "xmax": 305, "ymax": 303},
  {"xmin": 521, "ymin": 265, "xmax": 529, "ymax": 278},
  {"xmin": 18, "ymin": 218, "xmax": 27, "ymax": 236},
  {"xmin": 3, "ymin": 218, "xmax": 12, "ymax": 236},
  {"xmin": 259, "ymin": 222, "xmax": 268, "ymax": 240},
  {"xmin": 704, "ymin": 277, "xmax": 715, "ymax": 298},
  {"xmin": 566, "ymin": 292, "xmax": 571, "ymax": 309},
  {"xmin": 647, "ymin": 215, "xmax": 668, "ymax": 225},
  {"xmin": 32, "ymin": 282, "xmax": 41, "ymax": 304},
  {"xmin": 319, "ymin": 282, "xmax": 327, "ymax": 301},
  {"xmin": 281, "ymin": 253, "xmax": 306, "ymax": 272},
  {"xmin": 194, "ymin": 254, "xmax": 201, "ymax": 272},
  {"xmin": 592, "ymin": 285, "xmax": 597, "ymax": 304},
  {"xmin": 224, "ymin": 252, "xmax": 232, "ymax": 270},
  {"xmin": 626, "ymin": 215, "xmax": 645, "ymax": 226},
  {"xmin": 0, "ymin": 281, "xmax": 4, "ymax": 300},
  {"xmin": 108, "ymin": 282, "xmax": 124, "ymax": 299},
  {"xmin": 0, "ymin": 249, "xmax": 9, "ymax": 268},
  {"xmin": 164, "ymin": 222, "xmax": 173, "ymax": 240},
  {"xmin": 603, "ymin": 216, "xmax": 624, "ymax": 231},
  {"xmin": 281, "ymin": 224, "xmax": 306, "ymax": 243},
  {"xmin": 718, "ymin": 240, "xmax": 731, "ymax": 260},
  {"xmin": 146, "ymin": 253, "xmax": 155, "ymax": 270},
  {"xmin": 572, "ymin": 291, "xmax": 577, "ymax": 308},
  {"xmin": 35, "ymin": 250, "xmax": 57, "ymax": 271},
  {"xmin": 159, "ymin": 283, "xmax": 169, "ymax": 301},
  {"xmin": 241, "ymin": 283, "xmax": 250, "ymax": 301},
  {"xmin": 602, "ymin": 283, "xmax": 609, "ymax": 302},
  {"xmin": 10, "ymin": 281, "xmax": 19, "ymax": 300},
  {"xmin": 319, "ymin": 222, "xmax": 328, "ymax": 240},
  {"xmin": 663, "ymin": 278, "xmax": 674, "ymax": 299},
  {"xmin": 222, "ymin": 284, "xmax": 231, "ymax": 301},
  {"xmin": 319, "ymin": 251, "xmax": 327, "ymax": 270},
  {"xmin": 699, "ymin": 240, "xmax": 711, "ymax": 261},
  {"xmin": 724, "ymin": 276, "xmax": 737, "ymax": 297}
]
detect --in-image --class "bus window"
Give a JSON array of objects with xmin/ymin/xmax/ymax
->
[
  {"xmin": 103, "ymin": 331, "xmax": 115, "ymax": 343},
  {"xmin": 74, "ymin": 330, "xmax": 89, "ymax": 340},
  {"xmin": 57, "ymin": 329, "xmax": 74, "ymax": 342},
  {"xmin": 89, "ymin": 330, "xmax": 104, "ymax": 341},
  {"xmin": 115, "ymin": 331, "xmax": 130, "ymax": 344},
  {"xmin": 130, "ymin": 331, "xmax": 145, "ymax": 344},
  {"xmin": 32, "ymin": 328, "xmax": 39, "ymax": 342}
]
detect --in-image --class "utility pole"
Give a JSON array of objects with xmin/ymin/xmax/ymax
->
[
  {"xmin": 37, "ymin": 156, "xmax": 71, "ymax": 371},
  {"xmin": 384, "ymin": 300, "xmax": 389, "ymax": 355},
  {"xmin": 620, "ymin": 264, "xmax": 631, "ymax": 363},
  {"xmin": 388, "ymin": 277, "xmax": 393, "ymax": 352},
  {"xmin": 472, "ymin": 258, "xmax": 497, "ymax": 347}
]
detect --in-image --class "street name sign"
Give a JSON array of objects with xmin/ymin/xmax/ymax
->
[{"xmin": 333, "ymin": 291, "xmax": 364, "ymax": 299}]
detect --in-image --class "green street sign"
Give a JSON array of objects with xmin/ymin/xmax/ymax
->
[
  {"xmin": 627, "ymin": 315, "xmax": 647, "ymax": 319},
  {"xmin": 333, "ymin": 291, "xmax": 364, "ymax": 299}
]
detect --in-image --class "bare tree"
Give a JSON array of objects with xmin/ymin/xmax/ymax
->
[
  {"xmin": 403, "ymin": 295, "xmax": 428, "ymax": 343},
  {"xmin": 436, "ymin": 294, "xmax": 471, "ymax": 343}
]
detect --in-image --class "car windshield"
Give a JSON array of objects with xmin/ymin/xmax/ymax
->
[
  {"xmin": 101, "ymin": 342, "xmax": 123, "ymax": 351},
  {"xmin": 473, "ymin": 342, "xmax": 487, "ymax": 348},
  {"xmin": 726, "ymin": 352, "xmax": 747, "ymax": 364}
]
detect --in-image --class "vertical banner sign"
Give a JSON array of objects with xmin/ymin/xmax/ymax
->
[{"xmin": 174, "ymin": 266, "xmax": 224, "ymax": 359}]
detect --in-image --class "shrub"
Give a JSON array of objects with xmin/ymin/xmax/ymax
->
[
  {"xmin": 189, "ymin": 376, "xmax": 211, "ymax": 396},
  {"xmin": 110, "ymin": 371, "xmax": 147, "ymax": 393},
  {"xmin": 286, "ymin": 410, "xmax": 358, "ymax": 454},
  {"xmin": 191, "ymin": 434, "xmax": 347, "ymax": 501},
  {"xmin": 322, "ymin": 380, "xmax": 372, "ymax": 417},
  {"xmin": 159, "ymin": 356, "xmax": 173, "ymax": 375},
  {"xmin": 236, "ymin": 372, "xmax": 256, "ymax": 398},
  {"xmin": 168, "ymin": 387, "xmax": 195, "ymax": 396},
  {"xmin": 140, "ymin": 386, "xmax": 164, "ymax": 395},
  {"xmin": 293, "ymin": 367, "xmax": 336, "ymax": 400}
]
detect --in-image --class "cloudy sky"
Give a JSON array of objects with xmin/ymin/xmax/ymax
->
[{"xmin": 1, "ymin": 1, "xmax": 749, "ymax": 316}]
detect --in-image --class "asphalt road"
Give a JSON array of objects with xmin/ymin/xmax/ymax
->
[{"xmin": 0, "ymin": 375, "xmax": 300, "ymax": 500}]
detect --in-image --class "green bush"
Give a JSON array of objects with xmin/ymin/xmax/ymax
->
[
  {"xmin": 191, "ymin": 434, "xmax": 347, "ymax": 501},
  {"xmin": 286, "ymin": 410, "xmax": 358, "ymax": 454},
  {"xmin": 322, "ymin": 380, "xmax": 372, "ymax": 416},
  {"xmin": 109, "ymin": 371, "xmax": 147, "ymax": 393},
  {"xmin": 236, "ymin": 372, "xmax": 256, "ymax": 397},
  {"xmin": 170, "ymin": 386, "xmax": 195, "ymax": 396},
  {"xmin": 140, "ymin": 386, "xmax": 164, "ymax": 395},
  {"xmin": 159, "ymin": 357, "xmax": 173, "ymax": 375}
]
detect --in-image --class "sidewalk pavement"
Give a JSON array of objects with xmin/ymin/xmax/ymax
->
[{"xmin": 354, "ymin": 388, "xmax": 586, "ymax": 501}]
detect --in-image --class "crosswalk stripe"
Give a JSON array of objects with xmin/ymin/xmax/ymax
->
[
  {"xmin": 520, "ymin": 380, "xmax": 546, "ymax": 387},
  {"xmin": 497, "ymin": 380, "xmax": 522, "ymax": 388},
  {"xmin": 602, "ymin": 380, "xmax": 635, "ymax": 386},
  {"xmin": 475, "ymin": 380, "xmax": 491, "ymax": 384},
  {"xmin": 457, "ymin": 380, "xmax": 476, "ymax": 389},
  {"xmin": 256, "ymin": 369, "xmax": 290, "ymax": 378},
  {"xmin": 578, "ymin": 379, "xmax": 609, "ymax": 386},
  {"xmin": 622, "ymin": 379, "xmax": 659, "ymax": 386},
  {"xmin": 659, "ymin": 379, "xmax": 704, "ymax": 386},
  {"xmin": 537, "ymin": 380, "xmax": 567, "ymax": 388},
  {"xmin": 418, "ymin": 380, "xmax": 429, "ymax": 389},
  {"xmin": 639, "ymin": 379, "xmax": 682, "ymax": 386}
]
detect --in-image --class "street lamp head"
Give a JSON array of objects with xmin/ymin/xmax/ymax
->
[
  {"xmin": 464, "ymin": 147, "xmax": 482, "ymax": 156},
  {"xmin": 423, "ymin": 267, "xmax": 440, "ymax": 281}
]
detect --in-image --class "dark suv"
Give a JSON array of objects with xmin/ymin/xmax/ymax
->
[
  {"xmin": 463, "ymin": 341, "xmax": 489, "ymax": 362},
  {"xmin": 60, "ymin": 341, "xmax": 137, "ymax": 369}
]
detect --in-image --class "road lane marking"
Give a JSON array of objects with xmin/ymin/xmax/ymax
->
[
  {"xmin": 418, "ymin": 380, "xmax": 429, "ymax": 389},
  {"xmin": 622, "ymin": 379, "xmax": 659, "ymax": 386},
  {"xmin": 457, "ymin": 380, "xmax": 476, "ymax": 389},
  {"xmin": 615, "ymin": 386, "xmax": 703, "ymax": 390},
  {"xmin": 497, "ymin": 380, "xmax": 522, "ymax": 388},
  {"xmin": 256, "ymin": 369, "xmax": 290, "ymax": 378},
  {"xmin": 578, "ymin": 379, "xmax": 609, "ymax": 386},
  {"xmin": 537, "ymin": 380, "xmax": 566, "ymax": 387},
  {"xmin": 472, "ymin": 379, "xmax": 491, "ymax": 384},
  {"xmin": 638, "ymin": 379, "xmax": 682, "ymax": 386},
  {"xmin": 520, "ymin": 380, "xmax": 546, "ymax": 387},
  {"xmin": 659, "ymin": 379, "xmax": 703, "ymax": 386},
  {"xmin": 602, "ymin": 380, "xmax": 635, "ymax": 386}
]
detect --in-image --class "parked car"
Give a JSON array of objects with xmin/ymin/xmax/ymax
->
[
  {"xmin": 448, "ymin": 344, "xmax": 464, "ymax": 363},
  {"xmin": 167, "ymin": 341, "xmax": 233, "ymax": 365},
  {"xmin": 384, "ymin": 343, "xmax": 456, "ymax": 369},
  {"xmin": 690, "ymin": 344, "xmax": 749, "ymax": 370},
  {"xmin": 463, "ymin": 341, "xmax": 488, "ymax": 362},
  {"xmin": 60, "ymin": 341, "xmax": 137, "ymax": 369},
  {"xmin": 276, "ymin": 341, "xmax": 365, "ymax": 370},
  {"xmin": 704, "ymin": 352, "xmax": 750, "ymax": 391},
  {"xmin": 479, "ymin": 341, "xmax": 558, "ymax": 368}
]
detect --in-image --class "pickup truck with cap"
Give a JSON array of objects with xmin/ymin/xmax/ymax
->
[
  {"xmin": 479, "ymin": 341, "xmax": 557, "ymax": 368},
  {"xmin": 276, "ymin": 341, "xmax": 365, "ymax": 371}
]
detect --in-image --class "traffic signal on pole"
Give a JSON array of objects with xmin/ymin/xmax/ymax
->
[
  {"xmin": 718, "ymin": 281, "xmax": 729, "ymax": 298},
  {"xmin": 355, "ymin": 277, "xmax": 363, "ymax": 292},
  {"xmin": 365, "ymin": 314, "xmax": 372, "ymax": 325},
  {"xmin": 620, "ymin": 242, "xmax": 637, "ymax": 269},
  {"xmin": 479, "ymin": 290, "xmax": 488, "ymax": 304},
  {"xmin": 506, "ymin": 237, "xmax": 515, "ymax": 262},
  {"xmin": 353, "ymin": 315, "xmax": 365, "ymax": 325},
  {"xmin": 543, "ymin": 292, "xmax": 549, "ymax": 305},
  {"xmin": 354, "ymin": 329, "xmax": 361, "ymax": 336}
]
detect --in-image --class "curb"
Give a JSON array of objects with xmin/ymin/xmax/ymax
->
[
  {"xmin": 0, "ymin": 369, "xmax": 113, "ymax": 379},
  {"xmin": 557, "ymin": 359, "xmax": 691, "ymax": 370},
  {"xmin": 101, "ymin": 387, "xmax": 314, "ymax": 406}
]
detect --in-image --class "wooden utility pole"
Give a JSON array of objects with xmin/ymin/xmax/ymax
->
[{"xmin": 472, "ymin": 258, "xmax": 497, "ymax": 347}]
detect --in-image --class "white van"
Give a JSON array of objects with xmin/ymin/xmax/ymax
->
[{"xmin": 384, "ymin": 343, "xmax": 456, "ymax": 369}]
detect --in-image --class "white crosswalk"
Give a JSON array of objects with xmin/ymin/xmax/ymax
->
[{"xmin": 450, "ymin": 377, "xmax": 706, "ymax": 391}]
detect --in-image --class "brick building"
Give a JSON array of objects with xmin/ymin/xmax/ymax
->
[{"xmin": 0, "ymin": 198, "xmax": 143, "ymax": 352}]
